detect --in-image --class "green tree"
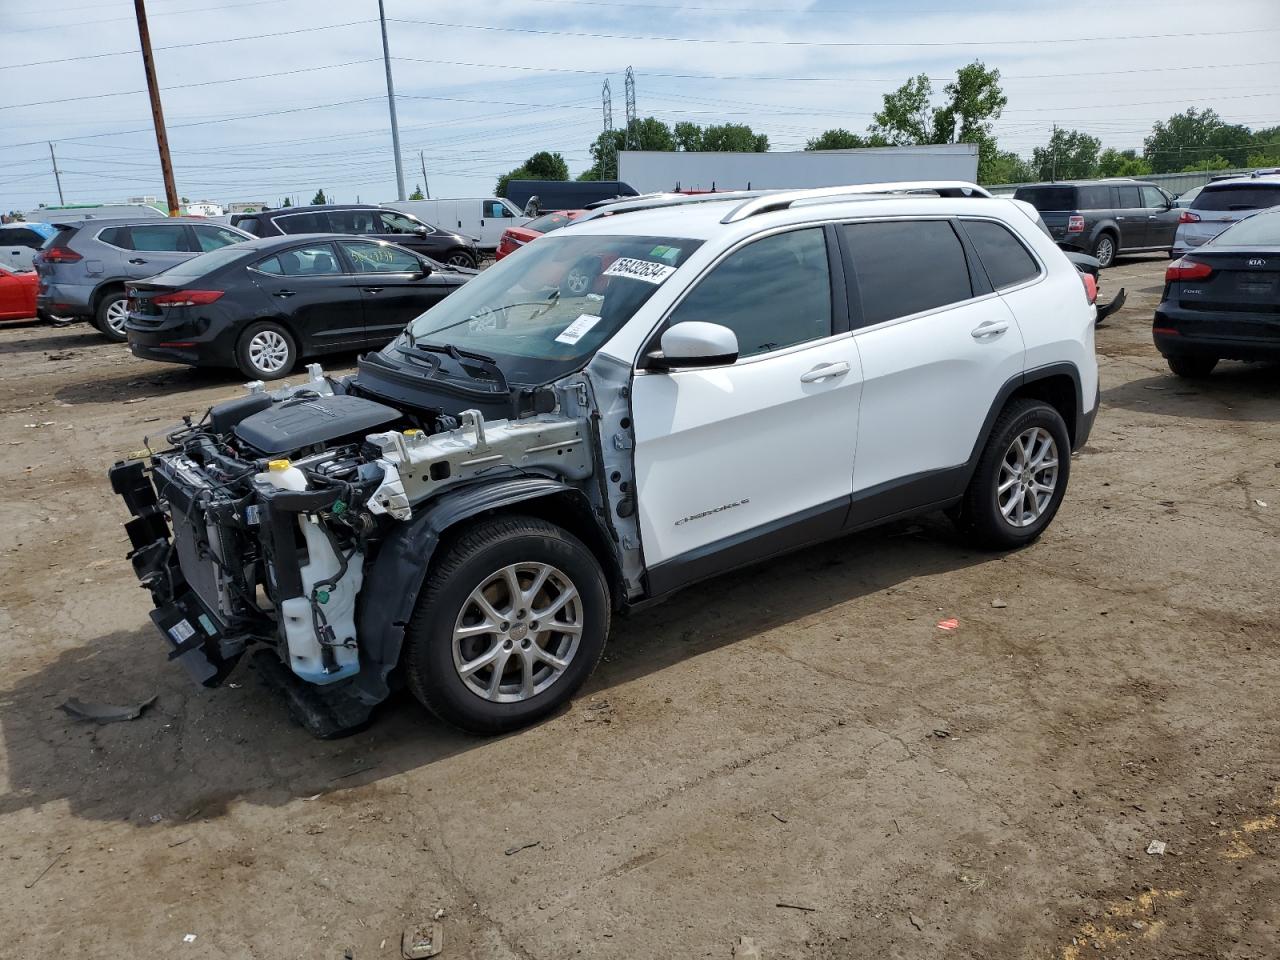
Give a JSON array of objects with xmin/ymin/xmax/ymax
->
[
  {"xmin": 673, "ymin": 121, "xmax": 704, "ymax": 152},
  {"xmin": 984, "ymin": 149, "xmax": 1034, "ymax": 185},
  {"xmin": 1247, "ymin": 125, "xmax": 1280, "ymax": 166},
  {"xmin": 1031, "ymin": 128, "xmax": 1102, "ymax": 180},
  {"xmin": 496, "ymin": 151, "xmax": 570, "ymax": 196},
  {"xmin": 1096, "ymin": 148, "xmax": 1152, "ymax": 178},
  {"xmin": 281, "ymin": 196, "xmax": 292, "ymax": 207},
  {"xmin": 409, "ymin": 184, "xmax": 426, "ymax": 200},
  {"xmin": 1143, "ymin": 108, "xmax": 1253, "ymax": 173},
  {"xmin": 804, "ymin": 128, "xmax": 888, "ymax": 151},
  {"xmin": 697, "ymin": 123, "xmax": 769, "ymax": 152},
  {"xmin": 931, "ymin": 62, "xmax": 1007, "ymax": 146},
  {"xmin": 870, "ymin": 74, "xmax": 933, "ymax": 146},
  {"xmin": 311, "ymin": 189, "xmax": 327, "ymax": 205},
  {"xmin": 580, "ymin": 118, "xmax": 680, "ymax": 180},
  {"xmin": 1181, "ymin": 154, "xmax": 1232, "ymax": 173}
]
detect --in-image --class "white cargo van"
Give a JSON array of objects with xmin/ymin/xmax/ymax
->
[{"xmin": 385, "ymin": 198, "xmax": 529, "ymax": 254}]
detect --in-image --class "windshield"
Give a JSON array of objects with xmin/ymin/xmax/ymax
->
[
  {"xmin": 1206, "ymin": 209, "xmax": 1280, "ymax": 247},
  {"xmin": 389, "ymin": 233, "xmax": 702, "ymax": 385},
  {"xmin": 1192, "ymin": 183, "xmax": 1280, "ymax": 212},
  {"xmin": 153, "ymin": 244, "xmax": 249, "ymax": 283},
  {"xmin": 525, "ymin": 211, "xmax": 581, "ymax": 234}
]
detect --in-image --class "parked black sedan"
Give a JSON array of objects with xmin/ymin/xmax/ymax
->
[
  {"xmin": 1153, "ymin": 206, "xmax": 1280, "ymax": 378},
  {"xmin": 124, "ymin": 234, "xmax": 473, "ymax": 380}
]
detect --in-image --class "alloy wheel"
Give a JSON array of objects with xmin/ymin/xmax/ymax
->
[
  {"xmin": 1095, "ymin": 236, "xmax": 1115, "ymax": 267},
  {"xmin": 446, "ymin": 252, "xmax": 474, "ymax": 268},
  {"xmin": 451, "ymin": 562, "xmax": 583, "ymax": 703},
  {"xmin": 248, "ymin": 329, "xmax": 290, "ymax": 374},
  {"xmin": 998, "ymin": 426, "xmax": 1059, "ymax": 528}
]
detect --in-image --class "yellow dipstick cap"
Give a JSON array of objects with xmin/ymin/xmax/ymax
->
[
  {"xmin": 403, "ymin": 428, "xmax": 422, "ymax": 436},
  {"xmin": 268, "ymin": 459, "xmax": 292, "ymax": 472}
]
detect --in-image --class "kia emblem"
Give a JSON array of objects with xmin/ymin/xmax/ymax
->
[{"xmin": 1248, "ymin": 258, "xmax": 1267, "ymax": 267}]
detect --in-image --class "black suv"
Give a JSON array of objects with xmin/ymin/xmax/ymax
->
[
  {"xmin": 1013, "ymin": 179, "xmax": 1179, "ymax": 267},
  {"xmin": 232, "ymin": 205, "xmax": 479, "ymax": 269}
]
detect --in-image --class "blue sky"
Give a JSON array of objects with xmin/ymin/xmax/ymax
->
[{"xmin": 2, "ymin": 0, "xmax": 1278, "ymax": 210}]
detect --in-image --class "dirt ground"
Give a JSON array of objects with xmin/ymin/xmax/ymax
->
[{"xmin": 0, "ymin": 255, "xmax": 1276, "ymax": 960}]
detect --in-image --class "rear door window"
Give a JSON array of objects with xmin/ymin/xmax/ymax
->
[
  {"xmin": 275, "ymin": 213, "xmax": 329, "ymax": 234},
  {"xmin": 961, "ymin": 220, "xmax": 1041, "ymax": 290},
  {"xmin": 1117, "ymin": 186, "xmax": 1142, "ymax": 209},
  {"xmin": 667, "ymin": 227, "xmax": 832, "ymax": 359},
  {"xmin": 1192, "ymin": 183, "xmax": 1280, "ymax": 212},
  {"xmin": 843, "ymin": 220, "xmax": 973, "ymax": 326},
  {"xmin": 128, "ymin": 224, "xmax": 191, "ymax": 252},
  {"xmin": 328, "ymin": 210, "xmax": 379, "ymax": 234},
  {"xmin": 1012, "ymin": 186, "xmax": 1076, "ymax": 211}
]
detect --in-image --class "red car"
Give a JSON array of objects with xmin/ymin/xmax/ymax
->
[
  {"xmin": 495, "ymin": 209, "xmax": 588, "ymax": 261},
  {"xmin": 0, "ymin": 264, "xmax": 38, "ymax": 321}
]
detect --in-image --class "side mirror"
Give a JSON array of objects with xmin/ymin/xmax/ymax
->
[
  {"xmin": 413, "ymin": 225, "xmax": 428, "ymax": 235},
  {"xmin": 647, "ymin": 321, "xmax": 738, "ymax": 370},
  {"xmin": 416, "ymin": 260, "xmax": 433, "ymax": 277}
]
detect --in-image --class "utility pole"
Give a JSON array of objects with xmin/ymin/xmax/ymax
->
[
  {"xmin": 133, "ymin": 0, "xmax": 179, "ymax": 216},
  {"xmin": 601, "ymin": 79, "xmax": 615, "ymax": 180},
  {"xmin": 377, "ymin": 0, "xmax": 407, "ymax": 201},
  {"xmin": 420, "ymin": 151, "xmax": 430, "ymax": 199},
  {"xmin": 48, "ymin": 142, "xmax": 64, "ymax": 205},
  {"xmin": 624, "ymin": 66, "xmax": 637, "ymax": 151},
  {"xmin": 1050, "ymin": 123, "xmax": 1058, "ymax": 182}
]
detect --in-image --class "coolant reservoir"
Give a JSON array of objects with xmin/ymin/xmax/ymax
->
[{"xmin": 255, "ymin": 458, "xmax": 307, "ymax": 491}]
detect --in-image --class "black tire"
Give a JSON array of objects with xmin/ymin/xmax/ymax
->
[
  {"xmin": 93, "ymin": 290, "xmax": 129, "ymax": 342},
  {"xmin": 444, "ymin": 249, "xmax": 477, "ymax": 269},
  {"xmin": 403, "ymin": 516, "xmax": 610, "ymax": 735},
  {"xmin": 1167, "ymin": 355, "xmax": 1217, "ymax": 379},
  {"xmin": 952, "ymin": 398, "xmax": 1072, "ymax": 551},
  {"xmin": 560, "ymin": 257, "xmax": 600, "ymax": 297},
  {"xmin": 235, "ymin": 321, "xmax": 297, "ymax": 380},
  {"xmin": 1091, "ymin": 232, "xmax": 1117, "ymax": 268}
]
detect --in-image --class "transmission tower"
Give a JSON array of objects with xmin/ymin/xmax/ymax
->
[
  {"xmin": 601, "ymin": 79, "xmax": 616, "ymax": 181},
  {"xmin": 624, "ymin": 66, "xmax": 637, "ymax": 150}
]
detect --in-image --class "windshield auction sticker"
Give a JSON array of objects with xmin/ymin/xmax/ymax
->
[
  {"xmin": 554, "ymin": 314, "xmax": 601, "ymax": 345},
  {"xmin": 602, "ymin": 257, "xmax": 677, "ymax": 284}
]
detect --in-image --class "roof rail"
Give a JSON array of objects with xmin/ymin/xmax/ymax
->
[
  {"xmin": 720, "ymin": 181, "xmax": 994, "ymax": 224},
  {"xmin": 573, "ymin": 190, "xmax": 762, "ymax": 224}
]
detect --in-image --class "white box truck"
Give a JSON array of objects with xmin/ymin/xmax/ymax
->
[{"xmin": 385, "ymin": 198, "xmax": 529, "ymax": 254}]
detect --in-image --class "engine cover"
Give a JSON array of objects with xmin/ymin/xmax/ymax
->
[{"xmin": 233, "ymin": 395, "xmax": 400, "ymax": 456}]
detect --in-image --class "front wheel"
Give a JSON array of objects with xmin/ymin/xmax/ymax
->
[
  {"xmin": 403, "ymin": 516, "xmax": 610, "ymax": 734},
  {"xmin": 444, "ymin": 249, "xmax": 476, "ymax": 269},
  {"xmin": 236, "ymin": 321, "xmax": 296, "ymax": 380},
  {"xmin": 952, "ymin": 399, "xmax": 1071, "ymax": 550},
  {"xmin": 1167, "ymin": 355, "xmax": 1217, "ymax": 379}
]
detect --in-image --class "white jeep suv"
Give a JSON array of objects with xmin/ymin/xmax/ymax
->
[{"xmin": 111, "ymin": 182, "xmax": 1098, "ymax": 736}]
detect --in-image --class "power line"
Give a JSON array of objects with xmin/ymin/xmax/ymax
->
[
  {"xmin": 7, "ymin": 0, "xmax": 301, "ymax": 33},
  {"xmin": 389, "ymin": 17, "xmax": 1279, "ymax": 48},
  {"xmin": 0, "ymin": 20, "xmax": 376, "ymax": 70}
]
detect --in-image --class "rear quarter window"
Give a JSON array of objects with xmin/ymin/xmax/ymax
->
[
  {"xmin": 1077, "ymin": 186, "xmax": 1111, "ymax": 210},
  {"xmin": 962, "ymin": 220, "xmax": 1041, "ymax": 290},
  {"xmin": 1192, "ymin": 184, "xmax": 1280, "ymax": 212},
  {"xmin": 1013, "ymin": 186, "xmax": 1076, "ymax": 211},
  {"xmin": 844, "ymin": 220, "xmax": 974, "ymax": 326}
]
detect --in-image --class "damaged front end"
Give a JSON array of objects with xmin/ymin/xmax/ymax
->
[{"xmin": 110, "ymin": 364, "xmax": 597, "ymax": 734}]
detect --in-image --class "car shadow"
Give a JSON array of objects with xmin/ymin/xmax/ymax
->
[
  {"xmin": 0, "ymin": 326, "xmax": 104, "ymax": 356},
  {"xmin": 52, "ymin": 364, "xmax": 223, "ymax": 405},
  {"xmin": 1102, "ymin": 363, "xmax": 1280, "ymax": 423},
  {"xmin": 0, "ymin": 516, "xmax": 987, "ymax": 826}
]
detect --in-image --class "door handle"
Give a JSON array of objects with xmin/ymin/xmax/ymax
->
[
  {"xmin": 273, "ymin": 289, "xmax": 296, "ymax": 298},
  {"xmin": 1148, "ymin": 215, "xmax": 1158, "ymax": 220},
  {"xmin": 799, "ymin": 361, "xmax": 850, "ymax": 383},
  {"xmin": 971, "ymin": 320, "xmax": 1009, "ymax": 340},
  {"xmin": 128, "ymin": 258, "xmax": 148, "ymax": 264},
  {"xmin": 361, "ymin": 286, "xmax": 383, "ymax": 293}
]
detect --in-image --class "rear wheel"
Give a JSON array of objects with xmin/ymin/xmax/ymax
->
[
  {"xmin": 952, "ymin": 399, "xmax": 1071, "ymax": 550},
  {"xmin": 93, "ymin": 290, "xmax": 129, "ymax": 342},
  {"xmin": 1167, "ymin": 355, "xmax": 1217, "ymax": 379},
  {"xmin": 236, "ymin": 321, "xmax": 296, "ymax": 380},
  {"xmin": 403, "ymin": 516, "xmax": 610, "ymax": 734},
  {"xmin": 1092, "ymin": 233, "xmax": 1117, "ymax": 268}
]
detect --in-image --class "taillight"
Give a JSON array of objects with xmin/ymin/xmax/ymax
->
[
  {"xmin": 1067, "ymin": 215, "xmax": 1085, "ymax": 233},
  {"xmin": 1165, "ymin": 258, "xmax": 1213, "ymax": 282},
  {"xmin": 40, "ymin": 246, "xmax": 82, "ymax": 263},
  {"xmin": 1178, "ymin": 211, "xmax": 1201, "ymax": 224},
  {"xmin": 152, "ymin": 289, "xmax": 224, "ymax": 307},
  {"xmin": 1080, "ymin": 272, "xmax": 1097, "ymax": 304}
]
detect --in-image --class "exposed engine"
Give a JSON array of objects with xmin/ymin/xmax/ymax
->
[{"xmin": 110, "ymin": 365, "xmax": 594, "ymax": 703}]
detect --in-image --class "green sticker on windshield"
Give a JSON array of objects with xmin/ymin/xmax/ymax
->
[{"xmin": 649, "ymin": 245, "xmax": 680, "ymax": 264}]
